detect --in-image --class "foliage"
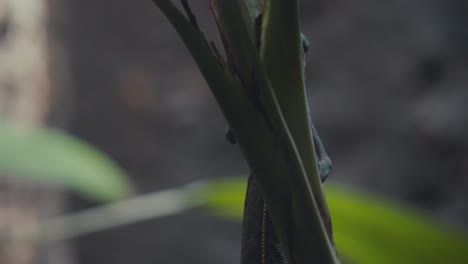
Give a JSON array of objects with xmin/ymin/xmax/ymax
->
[
  {"xmin": 153, "ymin": 0, "xmax": 338, "ymax": 262},
  {"xmin": 1, "ymin": 0, "xmax": 466, "ymax": 263},
  {"xmin": 198, "ymin": 177, "xmax": 468, "ymax": 264},
  {"xmin": 0, "ymin": 122, "xmax": 466, "ymax": 263},
  {"xmin": 0, "ymin": 121, "xmax": 130, "ymax": 201}
]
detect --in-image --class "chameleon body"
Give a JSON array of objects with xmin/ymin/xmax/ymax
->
[
  {"xmin": 235, "ymin": 34, "xmax": 333, "ymax": 264},
  {"xmin": 152, "ymin": 1, "xmax": 336, "ymax": 262},
  {"xmin": 226, "ymin": 34, "xmax": 332, "ymax": 182},
  {"xmin": 210, "ymin": 1, "xmax": 336, "ymax": 262}
]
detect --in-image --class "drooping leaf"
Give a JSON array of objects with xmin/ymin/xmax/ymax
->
[
  {"xmin": 22, "ymin": 176, "xmax": 467, "ymax": 264},
  {"xmin": 194, "ymin": 177, "xmax": 468, "ymax": 264},
  {"xmin": 0, "ymin": 122, "xmax": 131, "ymax": 202},
  {"xmin": 327, "ymin": 186, "xmax": 468, "ymax": 264}
]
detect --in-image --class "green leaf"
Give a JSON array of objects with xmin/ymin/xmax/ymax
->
[
  {"xmin": 208, "ymin": 2, "xmax": 334, "ymax": 262},
  {"xmin": 154, "ymin": 2, "xmax": 332, "ymax": 262},
  {"xmin": 195, "ymin": 177, "xmax": 247, "ymax": 220},
  {"xmin": 261, "ymin": 0, "xmax": 338, "ymax": 261},
  {"xmin": 327, "ymin": 186, "xmax": 468, "ymax": 264},
  {"xmin": 0, "ymin": 122, "xmax": 131, "ymax": 202},
  {"xmin": 194, "ymin": 177, "xmax": 468, "ymax": 264}
]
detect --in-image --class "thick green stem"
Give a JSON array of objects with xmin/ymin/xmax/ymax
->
[
  {"xmin": 261, "ymin": 0, "xmax": 339, "ymax": 262},
  {"xmin": 152, "ymin": 1, "xmax": 339, "ymax": 263}
]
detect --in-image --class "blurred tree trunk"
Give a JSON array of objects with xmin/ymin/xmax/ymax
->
[{"xmin": 0, "ymin": 0, "xmax": 73, "ymax": 263}]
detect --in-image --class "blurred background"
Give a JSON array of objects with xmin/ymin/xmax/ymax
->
[{"xmin": 1, "ymin": 0, "xmax": 467, "ymax": 263}]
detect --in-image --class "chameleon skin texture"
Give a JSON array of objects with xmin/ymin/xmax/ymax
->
[
  {"xmin": 241, "ymin": 20, "xmax": 333, "ymax": 264},
  {"xmin": 238, "ymin": 40, "xmax": 333, "ymax": 263},
  {"xmin": 241, "ymin": 140, "xmax": 332, "ymax": 264},
  {"xmin": 241, "ymin": 175, "xmax": 289, "ymax": 264}
]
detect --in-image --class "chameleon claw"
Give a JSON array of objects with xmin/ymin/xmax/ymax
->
[
  {"xmin": 225, "ymin": 127, "xmax": 237, "ymax": 144},
  {"xmin": 318, "ymin": 155, "xmax": 332, "ymax": 182}
]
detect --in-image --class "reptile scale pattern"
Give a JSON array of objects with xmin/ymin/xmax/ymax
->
[{"xmin": 240, "ymin": 175, "xmax": 288, "ymax": 264}]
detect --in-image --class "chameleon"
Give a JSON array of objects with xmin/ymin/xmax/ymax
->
[
  {"xmin": 225, "ymin": 34, "xmax": 333, "ymax": 182},
  {"xmin": 152, "ymin": 0, "xmax": 336, "ymax": 262},
  {"xmin": 300, "ymin": 34, "xmax": 333, "ymax": 182},
  {"xmin": 202, "ymin": 1, "xmax": 336, "ymax": 262},
  {"xmin": 233, "ymin": 32, "xmax": 334, "ymax": 264}
]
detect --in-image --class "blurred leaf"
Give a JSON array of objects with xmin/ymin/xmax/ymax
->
[
  {"xmin": 193, "ymin": 177, "xmax": 468, "ymax": 264},
  {"xmin": 24, "ymin": 176, "xmax": 467, "ymax": 264},
  {"xmin": 195, "ymin": 177, "xmax": 247, "ymax": 220},
  {"xmin": 327, "ymin": 186, "xmax": 468, "ymax": 264},
  {"xmin": 0, "ymin": 122, "xmax": 131, "ymax": 202}
]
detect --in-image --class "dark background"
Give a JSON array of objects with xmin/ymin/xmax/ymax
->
[{"xmin": 48, "ymin": 0, "xmax": 468, "ymax": 263}]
